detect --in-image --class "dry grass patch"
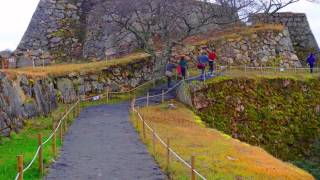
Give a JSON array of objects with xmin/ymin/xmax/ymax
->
[
  {"xmin": 2, "ymin": 53, "xmax": 151, "ymax": 78},
  {"xmin": 132, "ymin": 101, "xmax": 314, "ymax": 179}
]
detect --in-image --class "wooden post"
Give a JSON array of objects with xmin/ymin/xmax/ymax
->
[
  {"xmin": 142, "ymin": 115, "xmax": 146, "ymax": 139},
  {"xmin": 64, "ymin": 120, "xmax": 68, "ymax": 133},
  {"xmin": 152, "ymin": 130, "xmax": 156, "ymax": 155},
  {"xmin": 153, "ymin": 79, "xmax": 156, "ymax": 88},
  {"xmin": 106, "ymin": 87, "xmax": 110, "ymax": 103},
  {"xmin": 131, "ymin": 96, "xmax": 136, "ymax": 112},
  {"xmin": 166, "ymin": 138, "xmax": 170, "ymax": 174},
  {"xmin": 52, "ymin": 123, "xmax": 57, "ymax": 158},
  {"xmin": 38, "ymin": 134, "xmax": 43, "ymax": 176},
  {"xmin": 60, "ymin": 123, "xmax": 63, "ymax": 143},
  {"xmin": 78, "ymin": 101, "xmax": 81, "ymax": 116},
  {"xmin": 191, "ymin": 156, "xmax": 195, "ymax": 180},
  {"xmin": 161, "ymin": 90, "xmax": 165, "ymax": 103},
  {"xmin": 146, "ymin": 92, "xmax": 149, "ymax": 107},
  {"xmin": 17, "ymin": 155, "xmax": 23, "ymax": 180}
]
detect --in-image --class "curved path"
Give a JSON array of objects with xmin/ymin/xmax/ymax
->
[
  {"xmin": 46, "ymin": 102, "xmax": 165, "ymax": 180},
  {"xmin": 46, "ymin": 74, "xmax": 216, "ymax": 180}
]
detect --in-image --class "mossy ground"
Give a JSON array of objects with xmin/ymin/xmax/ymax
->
[
  {"xmin": 0, "ymin": 103, "xmax": 77, "ymax": 180},
  {"xmin": 196, "ymin": 73, "xmax": 320, "ymax": 178},
  {"xmin": 132, "ymin": 101, "xmax": 314, "ymax": 179}
]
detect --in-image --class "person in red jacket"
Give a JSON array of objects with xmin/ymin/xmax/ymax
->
[{"xmin": 207, "ymin": 48, "xmax": 217, "ymax": 76}]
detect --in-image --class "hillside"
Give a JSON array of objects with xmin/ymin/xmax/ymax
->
[
  {"xmin": 134, "ymin": 101, "xmax": 314, "ymax": 179},
  {"xmin": 177, "ymin": 70, "xmax": 320, "ymax": 178}
]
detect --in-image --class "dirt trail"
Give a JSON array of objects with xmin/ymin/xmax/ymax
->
[{"xmin": 46, "ymin": 103, "xmax": 165, "ymax": 180}]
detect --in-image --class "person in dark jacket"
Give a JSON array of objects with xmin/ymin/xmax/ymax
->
[
  {"xmin": 307, "ymin": 53, "xmax": 316, "ymax": 73},
  {"xmin": 165, "ymin": 60, "xmax": 177, "ymax": 88},
  {"xmin": 179, "ymin": 56, "xmax": 188, "ymax": 79}
]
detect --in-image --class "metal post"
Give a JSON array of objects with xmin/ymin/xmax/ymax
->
[
  {"xmin": 38, "ymin": 134, "xmax": 43, "ymax": 176},
  {"xmin": 147, "ymin": 92, "xmax": 149, "ymax": 107},
  {"xmin": 17, "ymin": 155, "xmax": 23, "ymax": 180}
]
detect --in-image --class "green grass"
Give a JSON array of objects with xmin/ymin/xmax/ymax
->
[{"xmin": 0, "ymin": 104, "xmax": 76, "ymax": 180}]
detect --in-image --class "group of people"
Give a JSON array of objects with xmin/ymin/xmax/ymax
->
[
  {"xmin": 165, "ymin": 46, "xmax": 217, "ymax": 88},
  {"xmin": 165, "ymin": 55, "xmax": 189, "ymax": 88},
  {"xmin": 165, "ymin": 48, "xmax": 317, "ymax": 89},
  {"xmin": 197, "ymin": 47, "xmax": 217, "ymax": 81}
]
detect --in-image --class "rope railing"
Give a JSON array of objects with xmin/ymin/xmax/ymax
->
[
  {"xmin": 133, "ymin": 107, "xmax": 207, "ymax": 180},
  {"xmin": 13, "ymin": 64, "xmax": 314, "ymax": 179},
  {"xmin": 14, "ymin": 99, "xmax": 81, "ymax": 180}
]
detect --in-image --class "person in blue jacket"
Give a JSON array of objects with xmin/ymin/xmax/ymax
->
[
  {"xmin": 198, "ymin": 51, "xmax": 209, "ymax": 81},
  {"xmin": 307, "ymin": 53, "xmax": 316, "ymax": 73}
]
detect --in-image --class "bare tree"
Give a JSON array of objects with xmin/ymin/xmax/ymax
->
[{"xmin": 102, "ymin": 0, "xmax": 317, "ymax": 64}]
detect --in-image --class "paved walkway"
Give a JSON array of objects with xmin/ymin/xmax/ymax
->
[{"xmin": 46, "ymin": 103, "xmax": 165, "ymax": 180}]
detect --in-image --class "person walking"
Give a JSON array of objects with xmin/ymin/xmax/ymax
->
[
  {"xmin": 207, "ymin": 48, "xmax": 217, "ymax": 76},
  {"xmin": 179, "ymin": 55, "xmax": 188, "ymax": 80},
  {"xmin": 198, "ymin": 51, "xmax": 208, "ymax": 81},
  {"xmin": 307, "ymin": 53, "xmax": 316, "ymax": 73},
  {"xmin": 165, "ymin": 60, "xmax": 177, "ymax": 88}
]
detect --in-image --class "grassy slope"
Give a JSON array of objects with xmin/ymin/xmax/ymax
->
[
  {"xmin": 133, "ymin": 101, "xmax": 314, "ymax": 180},
  {"xmin": 0, "ymin": 104, "xmax": 75, "ymax": 180},
  {"xmin": 198, "ymin": 71, "xmax": 320, "ymax": 178},
  {"xmin": 2, "ymin": 53, "xmax": 151, "ymax": 78}
]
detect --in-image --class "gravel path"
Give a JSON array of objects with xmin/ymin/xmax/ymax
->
[{"xmin": 46, "ymin": 102, "xmax": 165, "ymax": 180}]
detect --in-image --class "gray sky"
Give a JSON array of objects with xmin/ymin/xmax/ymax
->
[{"xmin": 0, "ymin": 0, "xmax": 319, "ymax": 51}]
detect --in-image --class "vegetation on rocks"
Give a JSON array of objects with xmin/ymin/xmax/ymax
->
[
  {"xmin": 132, "ymin": 101, "xmax": 314, "ymax": 179},
  {"xmin": 192, "ymin": 74, "xmax": 320, "ymax": 178},
  {"xmin": 2, "ymin": 53, "xmax": 151, "ymax": 77}
]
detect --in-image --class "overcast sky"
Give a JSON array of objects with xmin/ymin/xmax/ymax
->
[{"xmin": 0, "ymin": 0, "xmax": 319, "ymax": 51}]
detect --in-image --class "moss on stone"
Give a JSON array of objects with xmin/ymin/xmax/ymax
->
[{"xmin": 194, "ymin": 77, "xmax": 320, "ymax": 178}]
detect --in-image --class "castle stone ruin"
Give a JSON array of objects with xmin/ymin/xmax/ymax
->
[
  {"xmin": 4, "ymin": 1, "xmax": 319, "ymax": 68},
  {"xmin": 249, "ymin": 13, "xmax": 320, "ymax": 62}
]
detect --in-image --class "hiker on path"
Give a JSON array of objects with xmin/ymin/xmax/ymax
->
[
  {"xmin": 198, "ymin": 51, "xmax": 209, "ymax": 81},
  {"xmin": 179, "ymin": 55, "xmax": 188, "ymax": 80},
  {"xmin": 165, "ymin": 60, "xmax": 177, "ymax": 88},
  {"xmin": 307, "ymin": 53, "xmax": 316, "ymax": 73},
  {"xmin": 206, "ymin": 48, "xmax": 217, "ymax": 76}
]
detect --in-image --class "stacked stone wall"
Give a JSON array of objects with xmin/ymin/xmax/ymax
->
[
  {"xmin": 0, "ymin": 57, "xmax": 154, "ymax": 136},
  {"xmin": 249, "ymin": 13, "xmax": 320, "ymax": 62}
]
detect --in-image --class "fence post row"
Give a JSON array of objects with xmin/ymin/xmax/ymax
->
[
  {"xmin": 38, "ymin": 134, "xmax": 43, "ymax": 176},
  {"xmin": 17, "ymin": 155, "xmax": 23, "ymax": 180}
]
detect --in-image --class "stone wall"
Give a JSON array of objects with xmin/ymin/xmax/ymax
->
[
  {"xmin": 0, "ymin": 57, "xmax": 154, "ymax": 136},
  {"xmin": 249, "ymin": 13, "xmax": 320, "ymax": 62},
  {"xmin": 187, "ymin": 26, "xmax": 301, "ymax": 68},
  {"xmin": 14, "ymin": 0, "xmax": 237, "ymax": 67}
]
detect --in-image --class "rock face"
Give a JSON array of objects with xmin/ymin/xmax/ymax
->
[
  {"xmin": 249, "ymin": 13, "xmax": 320, "ymax": 62},
  {"xmin": 13, "ymin": 0, "xmax": 234, "ymax": 67},
  {"xmin": 187, "ymin": 26, "xmax": 302, "ymax": 67},
  {"xmin": 0, "ymin": 57, "xmax": 154, "ymax": 136}
]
